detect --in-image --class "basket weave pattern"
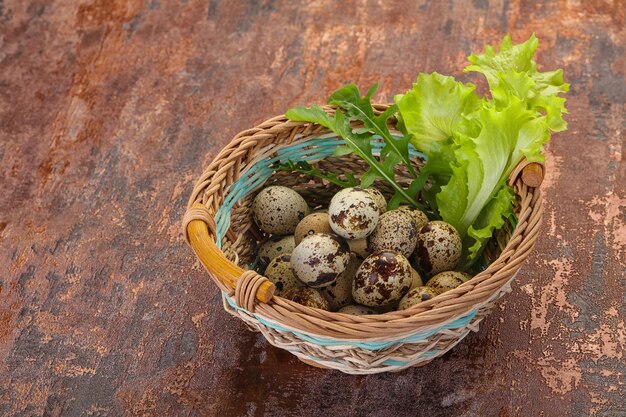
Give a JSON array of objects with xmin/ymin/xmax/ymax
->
[{"xmin": 184, "ymin": 105, "xmax": 544, "ymax": 374}]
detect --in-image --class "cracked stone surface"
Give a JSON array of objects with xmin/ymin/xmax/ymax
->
[{"xmin": 1, "ymin": 0, "xmax": 624, "ymax": 416}]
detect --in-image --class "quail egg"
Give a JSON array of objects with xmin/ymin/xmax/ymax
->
[
  {"xmin": 282, "ymin": 287, "xmax": 330, "ymax": 310},
  {"xmin": 338, "ymin": 305, "xmax": 377, "ymax": 315},
  {"xmin": 459, "ymin": 271, "xmax": 472, "ymax": 282},
  {"xmin": 368, "ymin": 210, "xmax": 418, "ymax": 258},
  {"xmin": 413, "ymin": 221, "xmax": 462, "ymax": 276},
  {"xmin": 398, "ymin": 286, "xmax": 438, "ymax": 310},
  {"xmin": 264, "ymin": 254, "xmax": 303, "ymax": 295},
  {"xmin": 352, "ymin": 251, "xmax": 412, "ymax": 307},
  {"xmin": 397, "ymin": 206, "xmax": 429, "ymax": 230},
  {"xmin": 366, "ymin": 187, "xmax": 387, "ymax": 214},
  {"xmin": 252, "ymin": 186, "xmax": 309, "ymax": 235},
  {"xmin": 328, "ymin": 187, "xmax": 380, "ymax": 239},
  {"xmin": 410, "ymin": 267, "xmax": 424, "ymax": 289},
  {"xmin": 290, "ymin": 233, "xmax": 351, "ymax": 288},
  {"xmin": 256, "ymin": 235, "xmax": 296, "ymax": 272},
  {"xmin": 294, "ymin": 212, "xmax": 334, "ymax": 245},
  {"xmin": 321, "ymin": 253, "xmax": 360, "ymax": 310},
  {"xmin": 426, "ymin": 271, "xmax": 472, "ymax": 295},
  {"xmin": 347, "ymin": 238, "xmax": 370, "ymax": 259}
]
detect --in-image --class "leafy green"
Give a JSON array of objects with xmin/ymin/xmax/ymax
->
[
  {"xmin": 395, "ymin": 72, "xmax": 482, "ymax": 154},
  {"xmin": 465, "ymin": 185, "xmax": 515, "ymax": 265},
  {"xmin": 284, "ymin": 104, "xmax": 337, "ymax": 131},
  {"xmin": 283, "ymin": 34, "xmax": 568, "ymax": 268},
  {"xmin": 465, "ymin": 34, "xmax": 538, "ymax": 80},
  {"xmin": 465, "ymin": 34, "xmax": 570, "ymax": 132},
  {"xmin": 286, "ymin": 84, "xmax": 425, "ymax": 210},
  {"xmin": 329, "ymin": 84, "xmax": 418, "ymax": 178},
  {"xmin": 437, "ymin": 98, "xmax": 535, "ymax": 237},
  {"xmin": 273, "ymin": 160, "xmax": 358, "ymax": 188},
  {"xmin": 397, "ymin": 34, "xmax": 568, "ymax": 266}
]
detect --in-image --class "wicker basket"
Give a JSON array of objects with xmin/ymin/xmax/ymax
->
[{"xmin": 182, "ymin": 104, "xmax": 544, "ymax": 374}]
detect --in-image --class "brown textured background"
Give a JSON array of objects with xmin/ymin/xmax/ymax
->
[{"xmin": 1, "ymin": 0, "xmax": 625, "ymax": 416}]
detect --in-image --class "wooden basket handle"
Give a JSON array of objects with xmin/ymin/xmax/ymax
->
[
  {"xmin": 183, "ymin": 203, "xmax": 275, "ymax": 305},
  {"xmin": 508, "ymin": 160, "xmax": 544, "ymax": 188}
]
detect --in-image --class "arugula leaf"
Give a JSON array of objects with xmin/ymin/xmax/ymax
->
[
  {"xmin": 286, "ymin": 102, "xmax": 424, "ymax": 209},
  {"xmin": 328, "ymin": 83, "xmax": 418, "ymax": 178},
  {"xmin": 285, "ymin": 104, "xmax": 337, "ymax": 130},
  {"xmin": 395, "ymin": 72, "xmax": 481, "ymax": 154},
  {"xmin": 273, "ymin": 160, "xmax": 358, "ymax": 188}
]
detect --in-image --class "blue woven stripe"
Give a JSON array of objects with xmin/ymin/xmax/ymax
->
[
  {"xmin": 223, "ymin": 293, "xmax": 477, "ymax": 350},
  {"xmin": 214, "ymin": 135, "xmax": 426, "ymax": 247}
]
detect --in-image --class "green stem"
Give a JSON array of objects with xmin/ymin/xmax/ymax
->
[
  {"xmin": 341, "ymin": 135, "xmax": 420, "ymax": 208},
  {"xmin": 341, "ymin": 102, "xmax": 419, "ymax": 179}
]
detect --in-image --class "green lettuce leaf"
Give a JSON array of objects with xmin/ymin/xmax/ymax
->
[
  {"xmin": 439, "ymin": 96, "xmax": 534, "ymax": 228},
  {"xmin": 410, "ymin": 34, "xmax": 569, "ymax": 268},
  {"xmin": 466, "ymin": 33, "xmax": 570, "ymax": 132},
  {"xmin": 395, "ymin": 72, "xmax": 481, "ymax": 154},
  {"xmin": 465, "ymin": 185, "xmax": 515, "ymax": 265},
  {"xmin": 465, "ymin": 34, "xmax": 539, "ymax": 81}
]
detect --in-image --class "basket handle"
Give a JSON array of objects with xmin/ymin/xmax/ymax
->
[
  {"xmin": 183, "ymin": 203, "xmax": 275, "ymax": 305},
  {"xmin": 508, "ymin": 160, "xmax": 544, "ymax": 188}
]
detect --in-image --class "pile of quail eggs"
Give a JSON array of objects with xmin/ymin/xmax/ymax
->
[{"xmin": 252, "ymin": 185, "xmax": 472, "ymax": 315}]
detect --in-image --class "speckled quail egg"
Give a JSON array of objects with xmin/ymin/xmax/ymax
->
[
  {"xmin": 458, "ymin": 271, "xmax": 472, "ymax": 282},
  {"xmin": 264, "ymin": 254, "xmax": 303, "ymax": 295},
  {"xmin": 426, "ymin": 271, "xmax": 472, "ymax": 295},
  {"xmin": 282, "ymin": 287, "xmax": 330, "ymax": 310},
  {"xmin": 398, "ymin": 286, "xmax": 438, "ymax": 310},
  {"xmin": 366, "ymin": 187, "xmax": 387, "ymax": 214},
  {"xmin": 352, "ymin": 251, "xmax": 412, "ymax": 307},
  {"xmin": 294, "ymin": 212, "xmax": 334, "ymax": 245},
  {"xmin": 397, "ymin": 206, "xmax": 429, "ymax": 230},
  {"xmin": 410, "ymin": 267, "xmax": 424, "ymax": 289},
  {"xmin": 328, "ymin": 187, "xmax": 380, "ymax": 239},
  {"xmin": 413, "ymin": 221, "xmax": 462, "ymax": 276},
  {"xmin": 290, "ymin": 233, "xmax": 351, "ymax": 288},
  {"xmin": 256, "ymin": 235, "xmax": 296, "ymax": 272},
  {"xmin": 347, "ymin": 238, "xmax": 370, "ymax": 259},
  {"xmin": 321, "ymin": 253, "xmax": 360, "ymax": 310},
  {"xmin": 338, "ymin": 304, "xmax": 377, "ymax": 315},
  {"xmin": 368, "ymin": 210, "xmax": 418, "ymax": 258},
  {"xmin": 252, "ymin": 186, "xmax": 310, "ymax": 235}
]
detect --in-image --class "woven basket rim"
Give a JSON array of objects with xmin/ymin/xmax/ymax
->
[{"xmin": 184, "ymin": 104, "xmax": 544, "ymax": 342}]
